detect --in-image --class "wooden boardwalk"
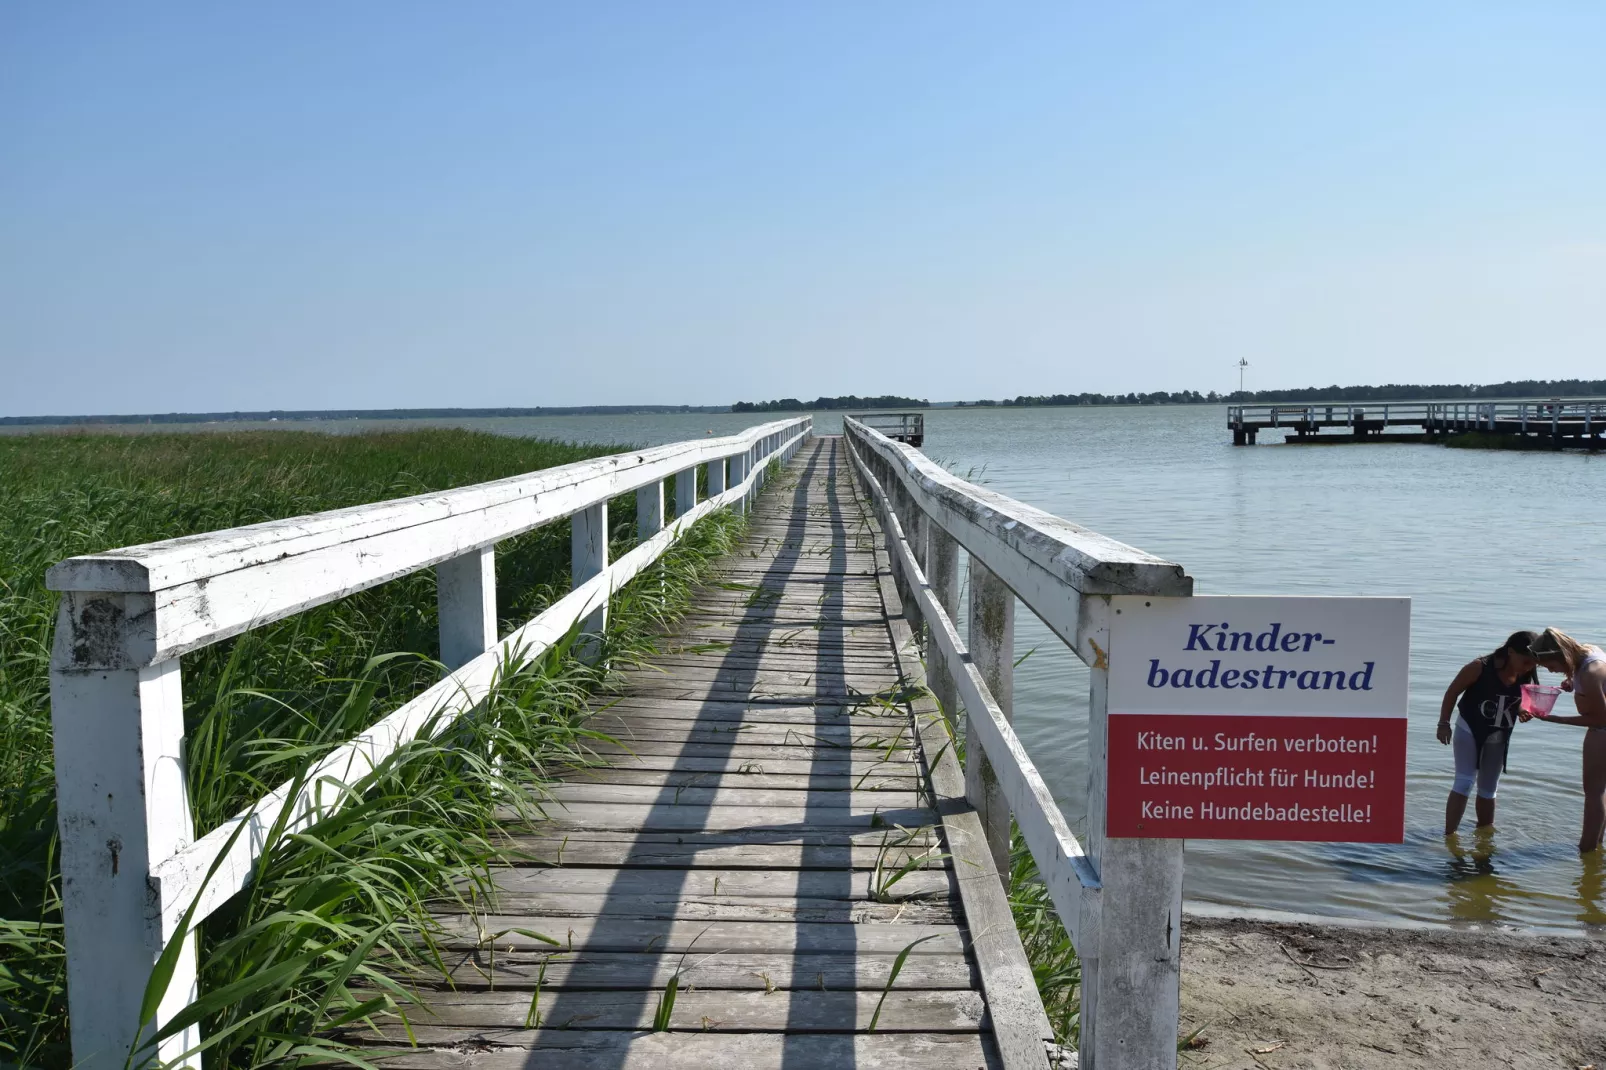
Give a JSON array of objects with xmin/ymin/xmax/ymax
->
[{"xmin": 356, "ymin": 436, "xmax": 1052, "ymax": 1069}]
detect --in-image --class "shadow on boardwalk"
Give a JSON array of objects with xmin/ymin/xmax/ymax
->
[{"xmin": 346, "ymin": 438, "xmax": 1011, "ymax": 1069}]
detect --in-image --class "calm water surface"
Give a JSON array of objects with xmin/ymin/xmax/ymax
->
[
  {"xmin": 919, "ymin": 405, "xmax": 1606, "ymax": 936},
  {"xmin": 22, "ymin": 407, "xmax": 1606, "ymax": 932}
]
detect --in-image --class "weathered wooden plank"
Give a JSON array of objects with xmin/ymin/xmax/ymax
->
[
  {"xmin": 345, "ymin": 1030, "xmax": 1001, "ymax": 1070},
  {"xmin": 498, "ymin": 831, "xmax": 943, "ymax": 870},
  {"xmin": 586, "ymin": 697, "xmax": 908, "ymax": 724},
  {"xmin": 356, "ymin": 987, "xmax": 988, "ymax": 1032},
  {"xmin": 693, "ymin": 569, "xmax": 886, "ymax": 584},
  {"xmin": 479, "ymin": 865, "xmax": 953, "ymax": 901},
  {"xmin": 579, "ymin": 718, "xmax": 910, "ymax": 748},
  {"xmin": 434, "ymin": 914, "xmax": 966, "ymax": 954},
  {"xmin": 555, "ymin": 767, "xmax": 920, "ymax": 791},
  {"xmin": 440, "ymin": 892, "xmax": 956, "ymax": 924},
  {"xmin": 545, "ymin": 783, "xmax": 926, "ymax": 810},
  {"xmin": 514, "ymin": 801, "xmax": 939, "ymax": 832},
  {"xmin": 434, "ymin": 948, "xmax": 978, "ymax": 991},
  {"xmin": 653, "ymin": 640, "xmax": 900, "ymax": 662},
  {"xmin": 673, "ymin": 610, "xmax": 893, "ymax": 628},
  {"xmin": 646, "ymin": 655, "xmax": 901, "ymax": 676},
  {"xmin": 578, "ymin": 739, "xmax": 917, "ymax": 764},
  {"xmin": 647, "ymin": 651, "xmax": 901, "ymax": 671},
  {"xmin": 610, "ymin": 668, "xmax": 905, "ymax": 692},
  {"xmin": 559, "ymin": 747, "xmax": 917, "ymax": 775},
  {"xmin": 605, "ymin": 683, "xmax": 910, "ymax": 706},
  {"xmin": 663, "ymin": 624, "xmax": 894, "ymax": 645},
  {"xmin": 575, "ymin": 730, "xmax": 912, "ymax": 757}
]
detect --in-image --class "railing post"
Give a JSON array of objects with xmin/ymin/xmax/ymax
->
[
  {"xmin": 674, "ymin": 465, "xmax": 697, "ymax": 521},
  {"xmin": 927, "ymin": 523, "xmax": 959, "ymax": 727},
  {"xmin": 571, "ymin": 502, "xmax": 608, "ymax": 656},
  {"xmin": 888, "ymin": 471, "xmax": 924, "ymax": 639},
  {"xmin": 436, "ymin": 546, "xmax": 497, "ymax": 670},
  {"xmin": 50, "ymin": 593, "xmax": 200, "ymax": 1070},
  {"xmin": 707, "ymin": 456, "xmax": 727, "ymax": 500},
  {"xmin": 639, "ymin": 478, "xmax": 666, "ymax": 541},
  {"xmin": 1080, "ymin": 596, "xmax": 1184, "ymax": 1070},
  {"xmin": 729, "ymin": 452, "xmax": 748, "ymax": 515},
  {"xmin": 965, "ymin": 557, "xmax": 1013, "ymax": 883}
]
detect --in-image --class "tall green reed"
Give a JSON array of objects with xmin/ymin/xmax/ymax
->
[{"xmin": 0, "ymin": 428, "xmax": 724, "ymax": 1068}]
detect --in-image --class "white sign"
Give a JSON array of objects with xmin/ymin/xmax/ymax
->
[
  {"xmin": 1109, "ymin": 596, "xmax": 1410, "ymax": 717},
  {"xmin": 1105, "ymin": 595, "xmax": 1411, "ymax": 842}
]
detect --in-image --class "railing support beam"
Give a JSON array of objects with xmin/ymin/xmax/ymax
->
[
  {"xmin": 571, "ymin": 502, "xmax": 608, "ymax": 657},
  {"xmin": 674, "ymin": 467, "xmax": 697, "ymax": 521},
  {"xmin": 50, "ymin": 626, "xmax": 199, "ymax": 1070},
  {"xmin": 1079, "ymin": 596, "xmax": 1184, "ymax": 1070},
  {"xmin": 965, "ymin": 556, "xmax": 1014, "ymax": 884},
  {"xmin": 436, "ymin": 546, "xmax": 497, "ymax": 670},
  {"xmin": 729, "ymin": 454, "xmax": 748, "ymax": 515},
  {"xmin": 638, "ymin": 479, "xmax": 666, "ymax": 542},
  {"xmin": 927, "ymin": 524, "xmax": 960, "ymax": 731}
]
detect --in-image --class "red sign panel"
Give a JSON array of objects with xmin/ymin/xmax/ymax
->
[{"xmin": 1106, "ymin": 714, "xmax": 1407, "ymax": 841}]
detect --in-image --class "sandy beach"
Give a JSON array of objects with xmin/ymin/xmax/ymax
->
[{"xmin": 1180, "ymin": 917, "xmax": 1606, "ymax": 1069}]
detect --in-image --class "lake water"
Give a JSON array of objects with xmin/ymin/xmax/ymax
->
[{"xmin": 23, "ymin": 406, "xmax": 1606, "ymax": 933}]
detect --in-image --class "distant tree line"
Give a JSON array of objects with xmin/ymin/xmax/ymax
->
[
  {"xmin": 732, "ymin": 395, "xmax": 929, "ymax": 413},
  {"xmin": 958, "ymin": 379, "xmax": 1606, "ymax": 409}
]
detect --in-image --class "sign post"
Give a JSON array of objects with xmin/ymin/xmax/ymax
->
[{"xmin": 1107, "ymin": 596, "xmax": 1409, "ymax": 842}]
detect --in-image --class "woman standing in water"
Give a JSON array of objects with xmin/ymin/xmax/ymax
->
[
  {"xmin": 1525, "ymin": 628, "xmax": 1606, "ymax": 854},
  {"xmin": 1436, "ymin": 631, "xmax": 1537, "ymax": 834}
]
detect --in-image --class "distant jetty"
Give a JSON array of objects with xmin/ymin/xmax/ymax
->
[{"xmin": 1228, "ymin": 397, "xmax": 1606, "ymax": 450}]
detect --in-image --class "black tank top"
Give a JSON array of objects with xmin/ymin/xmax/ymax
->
[{"xmin": 1457, "ymin": 656, "xmax": 1527, "ymax": 738}]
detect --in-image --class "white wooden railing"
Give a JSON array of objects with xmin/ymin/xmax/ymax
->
[
  {"xmin": 843, "ymin": 417, "xmax": 1193, "ymax": 1070},
  {"xmin": 45, "ymin": 417, "xmax": 812, "ymax": 1070}
]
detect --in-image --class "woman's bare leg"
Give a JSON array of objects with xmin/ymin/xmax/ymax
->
[
  {"xmin": 1475, "ymin": 795, "xmax": 1496, "ymax": 827},
  {"xmin": 1582, "ymin": 731, "xmax": 1606, "ymax": 854},
  {"xmin": 1446, "ymin": 791, "xmax": 1469, "ymax": 835}
]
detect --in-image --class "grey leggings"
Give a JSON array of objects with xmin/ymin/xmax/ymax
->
[{"xmin": 1451, "ymin": 717, "xmax": 1508, "ymax": 799}]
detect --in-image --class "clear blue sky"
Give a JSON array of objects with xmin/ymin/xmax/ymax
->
[{"xmin": 3, "ymin": 2, "xmax": 1602, "ymax": 415}]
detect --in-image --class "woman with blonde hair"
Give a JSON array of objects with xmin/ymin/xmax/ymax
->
[{"xmin": 1525, "ymin": 628, "xmax": 1606, "ymax": 853}]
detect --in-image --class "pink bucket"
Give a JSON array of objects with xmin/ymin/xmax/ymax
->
[{"xmin": 1521, "ymin": 683, "xmax": 1562, "ymax": 717}]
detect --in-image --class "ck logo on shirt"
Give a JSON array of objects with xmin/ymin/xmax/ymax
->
[{"xmin": 1481, "ymin": 694, "xmax": 1520, "ymax": 729}]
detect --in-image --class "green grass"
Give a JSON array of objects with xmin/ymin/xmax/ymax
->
[
  {"xmin": 1005, "ymin": 827, "xmax": 1081, "ymax": 1045},
  {"xmin": 0, "ymin": 428, "xmax": 731, "ymax": 1069}
]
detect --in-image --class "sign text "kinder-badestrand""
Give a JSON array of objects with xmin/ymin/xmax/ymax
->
[{"xmin": 1146, "ymin": 621, "xmax": 1374, "ymax": 692}]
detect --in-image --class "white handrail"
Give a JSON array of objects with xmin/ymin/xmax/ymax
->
[
  {"xmin": 842, "ymin": 416, "xmax": 1191, "ymax": 1070},
  {"xmin": 47, "ymin": 417, "xmax": 812, "ymax": 1070}
]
